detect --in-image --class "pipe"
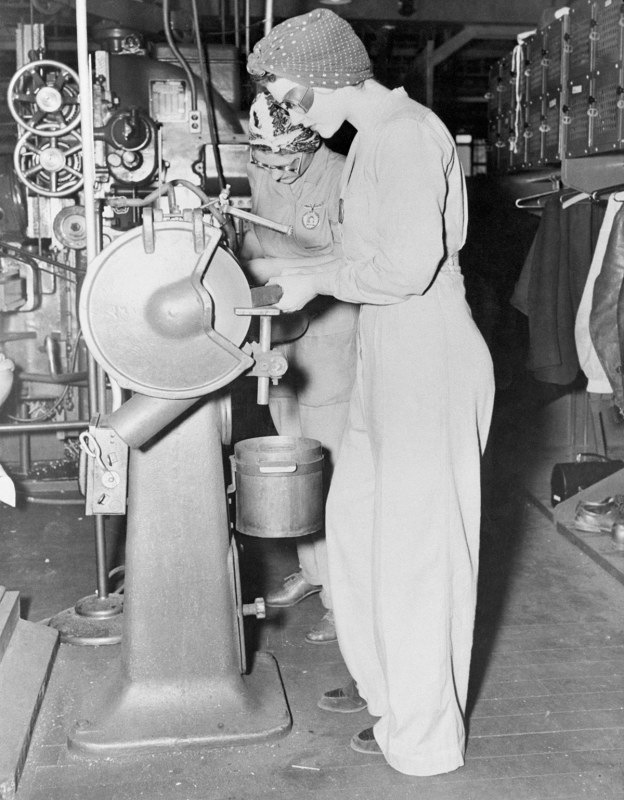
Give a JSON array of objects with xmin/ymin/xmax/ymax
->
[
  {"xmin": 190, "ymin": 0, "xmax": 226, "ymax": 190},
  {"xmin": 0, "ymin": 420, "xmax": 89, "ymax": 434},
  {"xmin": 264, "ymin": 0, "xmax": 274, "ymax": 35},
  {"xmin": 163, "ymin": 0, "xmax": 198, "ymax": 110},
  {"xmin": 77, "ymin": 0, "xmax": 110, "ymax": 601},
  {"xmin": 245, "ymin": 0, "xmax": 250, "ymax": 56},
  {"xmin": 233, "ymin": 0, "xmax": 240, "ymax": 49},
  {"xmin": 220, "ymin": 0, "xmax": 227, "ymax": 45},
  {"xmin": 108, "ymin": 393, "xmax": 201, "ymax": 450},
  {"xmin": 18, "ymin": 402, "xmax": 31, "ymax": 475},
  {"xmin": 76, "ymin": 0, "xmax": 101, "ymax": 420}
]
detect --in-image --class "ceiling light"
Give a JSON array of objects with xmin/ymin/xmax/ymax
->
[{"xmin": 320, "ymin": 0, "xmax": 352, "ymax": 5}]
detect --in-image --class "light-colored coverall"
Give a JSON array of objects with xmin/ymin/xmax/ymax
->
[
  {"xmin": 248, "ymin": 144, "xmax": 359, "ymax": 607},
  {"xmin": 325, "ymin": 88, "xmax": 495, "ymax": 775}
]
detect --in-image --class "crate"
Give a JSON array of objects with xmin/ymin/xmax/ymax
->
[
  {"xmin": 568, "ymin": 0, "xmax": 595, "ymax": 80},
  {"xmin": 543, "ymin": 90, "xmax": 567, "ymax": 161},
  {"xmin": 523, "ymin": 95, "xmax": 545, "ymax": 166},
  {"xmin": 594, "ymin": 0, "xmax": 624, "ymax": 71},
  {"xmin": 591, "ymin": 63, "xmax": 624, "ymax": 150},
  {"xmin": 566, "ymin": 74, "xmax": 593, "ymax": 155},
  {"xmin": 545, "ymin": 12, "xmax": 570, "ymax": 95},
  {"xmin": 525, "ymin": 31, "xmax": 547, "ymax": 102}
]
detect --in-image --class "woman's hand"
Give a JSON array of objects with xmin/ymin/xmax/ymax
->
[
  {"xmin": 245, "ymin": 257, "xmax": 282, "ymax": 285},
  {"xmin": 267, "ymin": 272, "xmax": 321, "ymax": 312}
]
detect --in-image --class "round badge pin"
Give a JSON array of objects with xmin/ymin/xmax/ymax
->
[{"xmin": 302, "ymin": 204, "xmax": 320, "ymax": 229}]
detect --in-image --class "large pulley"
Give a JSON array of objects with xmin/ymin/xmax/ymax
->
[
  {"xmin": 8, "ymin": 59, "xmax": 80, "ymax": 136},
  {"xmin": 79, "ymin": 213, "xmax": 253, "ymax": 399},
  {"xmin": 14, "ymin": 126, "xmax": 83, "ymax": 197}
]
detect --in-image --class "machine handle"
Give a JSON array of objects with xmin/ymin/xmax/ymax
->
[{"xmin": 259, "ymin": 462, "xmax": 297, "ymax": 474}]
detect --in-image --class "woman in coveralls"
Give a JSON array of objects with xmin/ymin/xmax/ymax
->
[
  {"xmin": 247, "ymin": 8, "xmax": 495, "ymax": 777},
  {"xmin": 240, "ymin": 91, "xmax": 359, "ymax": 644}
]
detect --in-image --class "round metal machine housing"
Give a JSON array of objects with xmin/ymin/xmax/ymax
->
[{"xmin": 79, "ymin": 220, "xmax": 252, "ymax": 398}]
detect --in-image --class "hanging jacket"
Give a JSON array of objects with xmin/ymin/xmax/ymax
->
[{"xmin": 589, "ymin": 203, "xmax": 624, "ymax": 411}]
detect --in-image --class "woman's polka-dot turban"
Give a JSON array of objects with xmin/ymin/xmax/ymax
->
[
  {"xmin": 248, "ymin": 92, "xmax": 321, "ymax": 153},
  {"xmin": 247, "ymin": 8, "xmax": 372, "ymax": 89}
]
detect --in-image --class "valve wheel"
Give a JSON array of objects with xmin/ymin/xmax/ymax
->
[
  {"xmin": 14, "ymin": 127, "xmax": 84, "ymax": 197},
  {"xmin": 8, "ymin": 59, "xmax": 80, "ymax": 137}
]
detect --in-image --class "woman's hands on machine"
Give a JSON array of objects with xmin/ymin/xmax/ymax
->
[{"xmin": 268, "ymin": 261, "xmax": 340, "ymax": 313}]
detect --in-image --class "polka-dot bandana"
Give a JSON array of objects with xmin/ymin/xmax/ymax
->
[
  {"xmin": 247, "ymin": 8, "xmax": 372, "ymax": 89},
  {"xmin": 248, "ymin": 92, "xmax": 321, "ymax": 153}
]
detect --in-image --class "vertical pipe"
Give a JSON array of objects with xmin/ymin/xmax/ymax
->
[
  {"xmin": 76, "ymin": 0, "xmax": 109, "ymax": 600},
  {"xmin": 257, "ymin": 316, "xmax": 271, "ymax": 405},
  {"xmin": 221, "ymin": 0, "xmax": 227, "ymax": 44},
  {"xmin": 264, "ymin": 0, "xmax": 274, "ymax": 36},
  {"xmin": 233, "ymin": 0, "xmax": 240, "ymax": 50},
  {"xmin": 244, "ymin": 0, "xmax": 250, "ymax": 56},
  {"xmin": 18, "ymin": 402, "xmax": 31, "ymax": 475},
  {"xmin": 425, "ymin": 39, "xmax": 434, "ymax": 108}
]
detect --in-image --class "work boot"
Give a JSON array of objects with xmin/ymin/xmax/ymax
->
[
  {"xmin": 573, "ymin": 495, "xmax": 624, "ymax": 533},
  {"xmin": 264, "ymin": 571, "xmax": 321, "ymax": 607},
  {"xmin": 318, "ymin": 678, "xmax": 367, "ymax": 713},
  {"xmin": 305, "ymin": 610, "xmax": 337, "ymax": 644},
  {"xmin": 611, "ymin": 520, "xmax": 624, "ymax": 550},
  {"xmin": 350, "ymin": 727, "xmax": 383, "ymax": 755}
]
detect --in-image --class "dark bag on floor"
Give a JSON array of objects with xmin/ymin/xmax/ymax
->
[{"xmin": 551, "ymin": 453, "xmax": 624, "ymax": 506}]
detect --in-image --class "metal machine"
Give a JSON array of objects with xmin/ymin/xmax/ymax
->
[
  {"xmin": 66, "ymin": 204, "xmax": 292, "ymax": 754},
  {"xmin": 0, "ymin": 6, "xmax": 302, "ymax": 755}
]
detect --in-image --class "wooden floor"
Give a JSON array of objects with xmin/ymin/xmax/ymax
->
[{"xmin": 0, "ymin": 466, "xmax": 621, "ymax": 799}]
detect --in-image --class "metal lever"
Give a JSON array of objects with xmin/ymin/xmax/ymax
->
[{"xmin": 235, "ymin": 285, "xmax": 286, "ymax": 405}]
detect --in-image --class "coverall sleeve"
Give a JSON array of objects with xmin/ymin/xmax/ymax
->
[{"xmin": 331, "ymin": 117, "xmax": 460, "ymax": 305}]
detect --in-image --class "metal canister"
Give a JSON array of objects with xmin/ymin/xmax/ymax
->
[{"xmin": 232, "ymin": 436, "xmax": 324, "ymax": 538}]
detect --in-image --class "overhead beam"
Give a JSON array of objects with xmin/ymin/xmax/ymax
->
[
  {"xmin": 248, "ymin": 0, "xmax": 547, "ymax": 26},
  {"xmin": 431, "ymin": 24, "xmax": 531, "ymax": 66},
  {"xmin": 3, "ymin": 0, "xmax": 549, "ymax": 31},
  {"xmin": 424, "ymin": 23, "xmax": 531, "ymax": 108}
]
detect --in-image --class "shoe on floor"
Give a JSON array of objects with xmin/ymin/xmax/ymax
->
[
  {"xmin": 350, "ymin": 727, "xmax": 383, "ymax": 755},
  {"xmin": 573, "ymin": 496, "xmax": 624, "ymax": 533},
  {"xmin": 305, "ymin": 610, "xmax": 337, "ymax": 644},
  {"xmin": 265, "ymin": 572, "xmax": 322, "ymax": 608},
  {"xmin": 318, "ymin": 678, "xmax": 367, "ymax": 712}
]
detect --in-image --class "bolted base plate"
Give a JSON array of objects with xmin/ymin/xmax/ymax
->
[
  {"xmin": 48, "ymin": 594, "xmax": 123, "ymax": 646},
  {"xmin": 68, "ymin": 651, "xmax": 291, "ymax": 756}
]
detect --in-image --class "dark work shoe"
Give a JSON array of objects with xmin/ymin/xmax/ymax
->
[
  {"xmin": 573, "ymin": 496, "xmax": 624, "ymax": 533},
  {"xmin": 305, "ymin": 610, "xmax": 337, "ymax": 644},
  {"xmin": 350, "ymin": 727, "xmax": 383, "ymax": 755},
  {"xmin": 264, "ymin": 572, "xmax": 322, "ymax": 607},
  {"xmin": 318, "ymin": 678, "xmax": 367, "ymax": 713}
]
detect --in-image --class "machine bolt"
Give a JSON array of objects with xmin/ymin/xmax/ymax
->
[{"xmin": 242, "ymin": 597, "xmax": 266, "ymax": 619}]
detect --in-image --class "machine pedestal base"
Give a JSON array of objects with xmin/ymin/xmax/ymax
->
[{"xmin": 68, "ymin": 651, "xmax": 291, "ymax": 755}]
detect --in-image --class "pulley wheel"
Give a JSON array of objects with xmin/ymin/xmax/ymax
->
[
  {"xmin": 79, "ymin": 221, "xmax": 252, "ymax": 398},
  {"xmin": 53, "ymin": 205, "xmax": 86, "ymax": 249}
]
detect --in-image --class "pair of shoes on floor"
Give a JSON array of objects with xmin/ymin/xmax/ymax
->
[
  {"xmin": 573, "ymin": 495, "xmax": 624, "ymax": 533},
  {"xmin": 317, "ymin": 678, "xmax": 367, "ymax": 713},
  {"xmin": 265, "ymin": 571, "xmax": 321, "ymax": 607},
  {"xmin": 305, "ymin": 610, "xmax": 337, "ymax": 644},
  {"xmin": 318, "ymin": 681, "xmax": 381, "ymax": 756}
]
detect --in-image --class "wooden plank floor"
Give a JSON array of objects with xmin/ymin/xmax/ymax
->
[{"xmin": 0, "ymin": 478, "xmax": 621, "ymax": 800}]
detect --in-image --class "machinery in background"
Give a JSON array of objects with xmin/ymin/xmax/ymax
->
[
  {"xmin": 0, "ymin": 20, "xmax": 251, "ymax": 485},
  {"xmin": 0, "ymin": 7, "xmax": 306, "ymax": 762}
]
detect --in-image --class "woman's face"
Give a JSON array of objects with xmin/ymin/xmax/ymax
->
[
  {"xmin": 268, "ymin": 78, "xmax": 346, "ymax": 140},
  {"xmin": 250, "ymin": 148, "xmax": 314, "ymax": 184}
]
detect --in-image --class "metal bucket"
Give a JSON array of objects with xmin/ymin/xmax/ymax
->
[{"xmin": 232, "ymin": 436, "xmax": 324, "ymax": 538}]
